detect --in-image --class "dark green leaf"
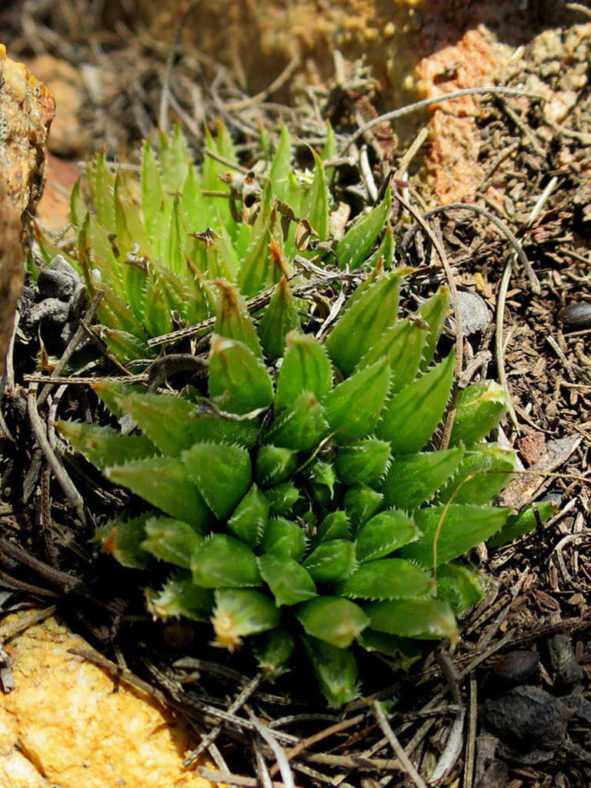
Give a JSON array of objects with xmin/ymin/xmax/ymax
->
[
  {"xmin": 341, "ymin": 558, "xmax": 435, "ymax": 601},
  {"xmin": 377, "ymin": 352, "xmax": 455, "ymax": 453},
  {"xmin": 297, "ymin": 597, "xmax": 369, "ymax": 648},
  {"xmin": 259, "ymin": 554, "xmax": 317, "ymax": 606},
  {"xmin": 336, "ymin": 187, "xmax": 391, "ymax": 269},
  {"xmin": 97, "ymin": 513, "xmax": 151, "ymax": 569},
  {"xmin": 209, "ymin": 335, "xmax": 274, "ymax": 415},
  {"xmin": 146, "ymin": 573, "xmax": 213, "ymax": 621},
  {"xmin": 275, "ymin": 332, "xmax": 333, "ymax": 412},
  {"xmin": 344, "ymin": 487, "xmax": 384, "ymax": 534},
  {"xmin": 212, "ymin": 589, "xmax": 280, "ymax": 650},
  {"xmin": 256, "ymin": 445, "xmax": 298, "ymax": 487},
  {"xmin": 56, "ymin": 420, "xmax": 156, "ymax": 470},
  {"xmin": 182, "ymin": 442, "xmax": 252, "ymax": 520},
  {"xmin": 367, "ymin": 598, "xmax": 458, "ymax": 641},
  {"xmin": 106, "ymin": 456, "xmax": 212, "ymax": 530},
  {"xmin": 227, "ymin": 485, "xmax": 269, "ymax": 547},
  {"xmin": 334, "ymin": 439, "xmax": 392, "ymax": 487},
  {"xmin": 302, "ymin": 540, "xmax": 356, "ymax": 583},
  {"xmin": 141, "ymin": 516, "xmax": 203, "ymax": 568},
  {"xmin": 381, "ymin": 447, "xmax": 464, "ymax": 511},
  {"xmin": 438, "ymin": 445, "xmax": 515, "ymax": 505},
  {"xmin": 400, "ymin": 504, "xmax": 512, "ymax": 567},
  {"xmin": 450, "ymin": 381, "xmax": 508, "ymax": 446},
  {"xmin": 191, "ymin": 534, "xmax": 261, "ymax": 588},
  {"xmin": 323, "ymin": 360, "xmax": 390, "ymax": 443},
  {"xmin": 435, "ymin": 563, "xmax": 483, "ymax": 615},
  {"xmin": 302, "ymin": 636, "xmax": 359, "ymax": 708},
  {"xmin": 355, "ymin": 509, "xmax": 420, "ymax": 562},
  {"xmin": 261, "ymin": 517, "xmax": 307, "ymax": 561},
  {"xmin": 264, "ymin": 481, "xmax": 300, "ymax": 516}
]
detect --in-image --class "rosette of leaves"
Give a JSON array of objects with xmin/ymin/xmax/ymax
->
[
  {"xmin": 57, "ymin": 270, "xmax": 518, "ymax": 707},
  {"xmin": 36, "ymin": 122, "xmax": 393, "ymax": 363}
]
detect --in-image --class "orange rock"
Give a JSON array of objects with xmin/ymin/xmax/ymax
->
[
  {"xmin": 0, "ymin": 614, "xmax": 218, "ymax": 788},
  {"xmin": 0, "ymin": 44, "xmax": 55, "ymax": 374}
]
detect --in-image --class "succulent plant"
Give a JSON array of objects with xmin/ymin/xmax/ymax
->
[
  {"xmin": 57, "ymin": 269, "xmax": 523, "ymax": 707},
  {"xmin": 36, "ymin": 123, "xmax": 387, "ymax": 363}
]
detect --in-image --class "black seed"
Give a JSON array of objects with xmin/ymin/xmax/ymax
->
[{"xmin": 558, "ymin": 303, "xmax": 591, "ymax": 329}]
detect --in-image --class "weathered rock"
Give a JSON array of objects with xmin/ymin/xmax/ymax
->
[
  {"xmin": 0, "ymin": 44, "xmax": 55, "ymax": 374},
  {"xmin": 0, "ymin": 613, "xmax": 217, "ymax": 788}
]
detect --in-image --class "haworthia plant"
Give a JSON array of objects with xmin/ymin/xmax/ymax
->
[
  {"xmin": 36, "ymin": 123, "xmax": 398, "ymax": 363},
  {"xmin": 57, "ymin": 269, "xmax": 528, "ymax": 707}
]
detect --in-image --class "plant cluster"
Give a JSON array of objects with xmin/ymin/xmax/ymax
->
[
  {"xmin": 36, "ymin": 123, "xmax": 396, "ymax": 362},
  {"xmin": 58, "ymin": 265, "xmax": 526, "ymax": 706}
]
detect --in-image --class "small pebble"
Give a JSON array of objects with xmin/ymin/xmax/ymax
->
[
  {"xmin": 493, "ymin": 650, "xmax": 539, "ymax": 686},
  {"xmin": 547, "ymin": 632, "xmax": 583, "ymax": 686},
  {"xmin": 457, "ymin": 291, "xmax": 491, "ymax": 336},
  {"xmin": 558, "ymin": 302, "xmax": 591, "ymax": 329},
  {"xmin": 483, "ymin": 685, "xmax": 572, "ymax": 749}
]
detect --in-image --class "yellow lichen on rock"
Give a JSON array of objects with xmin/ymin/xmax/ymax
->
[{"xmin": 0, "ymin": 614, "xmax": 218, "ymax": 788}]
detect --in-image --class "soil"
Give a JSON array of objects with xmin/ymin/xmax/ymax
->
[{"xmin": 0, "ymin": 1, "xmax": 589, "ymax": 786}]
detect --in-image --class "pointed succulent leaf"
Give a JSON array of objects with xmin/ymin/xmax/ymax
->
[
  {"xmin": 400, "ymin": 504, "xmax": 512, "ymax": 567},
  {"xmin": 340, "ymin": 558, "xmax": 435, "ymax": 601},
  {"xmin": 69, "ymin": 178, "xmax": 87, "ymax": 231},
  {"xmin": 305, "ymin": 460, "xmax": 337, "ymax": 498},
  {"xmin": 182, "ymin": 442, "xmax": 252, "ymax": 520},
  {"xmin": 334, "ymin": 439, "xmax": 391, "ymax": 487},
  {"xmin": 99, "ymin": 328, "xmax": 150, "ymax": 364},
  {"xmin": 214, "ymin": 280, "xmax": 263, "ymax": 358},
  {"xmin": 106, "ymin": 457, "xmax": 212, "ymax": 530},
  {"xmin": 275, "ymin": 332, "xmax": 333, "ymax": 412},
  {"xmin": 326, "ymin": 271, "xmax": 405, "ymax": 376},
  {"xmin": 261, "ymin": 517, "xmax": 307, "ymax": 561},
  {"xmin": 159, "ymin": 124, "xmax": 190, "ymax": 192},
  {"xmin": 320, "ymin": 121, "xmax": 337, "ymax": 177},
  {"xmin": 317, "ymin": 511, "xmax": 350, "ymax": 543},
  {"xmin": 487, "ymin": 500, "xmax": 557, "ymax": 548},
  {"xmin": 208, "ymin": 335, "xmax": 274, "ymax": 415},
  {"xmin": 336, "ymin": 187, "xmax": 392, "ymax": 270},
  {"xmin": 355, "ymin": 510, "xmax": 420, "ymax": 562},
  {"xmin": 141, "ymin": 517, "xmax": 203, "ymax": 568},
  {"xmin": 105, "ymin": 387, "xmax": 258, "ymax": 453},
  {"xmin": 365, "ymin": 222, "xmax": 395, "ymax": 269},
  {"xmin": 269, "ymin": 125, "xmax": 292, "ymax": 203},
  {"xmin": 253, "ymin": 628, "xmax": 295, "ymax": 680},
  {"xmin": 259, "ymin": 554, "xmax": 317, "ymax": 606},
  {"xmin": 323, "ymin": 360, "xmax": 391, "ymax": 443},
  {"xmin": 227, "ymin": 485, "xmax": 269, "ymax": 547},
  {"xmin": 381, "ymin": 447, "xmax": 464, "ymax": 511},
  {"xmin": 303, "ymin": 151, "xmax": 329, "ymax": 240},
  {"xmin": 450, "ymin": 381, "xmax": 509, "ymax": 446},
  {"xmin": 212, "ymin": 589, "xmax": 279, "ymax": 650},
  {"xmin": 355, "ymin": 319, "xmax": 428, "ymax": 393},
  {"xmin": 367, "ymin": 598, "xmax": 458, "ymax": 642},
  {"xmin": 266, "ymin": 392, "xmax": 329, "ymax": 452},
  {"xmin": 256, "ymin": 445, "xmax": 298, "ymax": 487},
  {"xmin": 377, "ymin": 351, "xmax": 455, "ymax": 454},
  {"xmin": 141, "ymin": 137, "xmax": 164, "ymax": 237},
  {"xmin": 435, "ymin": 563, "xmax": 483, "ymax": 615},
  {"xmin": 238, "ymin": 183, "xmax": 274, "ymax": 297},
  {"xmin": 191, "ymin": 534, "xmax": 261, "ymax": 588},
  {"xmin": 416, "ymin": 288, "xmax": 450, "ymax": 372},
  {"xmin": 297, "ymin": 597, "xmax": 369, "ymax": 649},
  {"xmin": 97, "ymin": 513, "xmax": 151, "ymax": 570},
  {"xmin": 344, "ymin": 487, "xmax": 384, "ymax": 534},
  {"xmin": 257, "ymin": 279, "xmax": 301, "ymax": 360},
  {"xmin": 56, "ymin": 420, "xmax": 156, "ymax": 470},
  {"xmin": 357, "ymin": 630, "xmax": 422, "ymax": 668},
  {"xmin": 438, "ymin": 446, "xmax": 516, "ymax": 505},
  {"xmin": 302, "ymin": 636, "xmax": 359, "ymax": 708},
  {"xmin": 90, "ymin": 150, "xmax": 116, "ymax": 234},
  {"xmin": 302, "ymin": 540, "xmax": 356, "ymax": 583},
  {"xmin": 264, "ymin": 481, "xmax": 300, "ymax": 516},
  {"xmin": 146, "ymin": 573, "xmax": 213, "ymax": 621}
]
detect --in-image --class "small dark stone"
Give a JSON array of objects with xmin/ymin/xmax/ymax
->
[
  {"xmin": 558, "ymin": 303, "xmax": 591, "ymax": 329},
  {"xmin": 37, "ymin": 255, "xmax": 81, "ymax": 301},
  {"xmin": 492, "ymin": 650, "xmax": 539, "ymax": 687},
  {"xmin": 482, "ymin": 686, "xmax": 572, "ymax": 750}
]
